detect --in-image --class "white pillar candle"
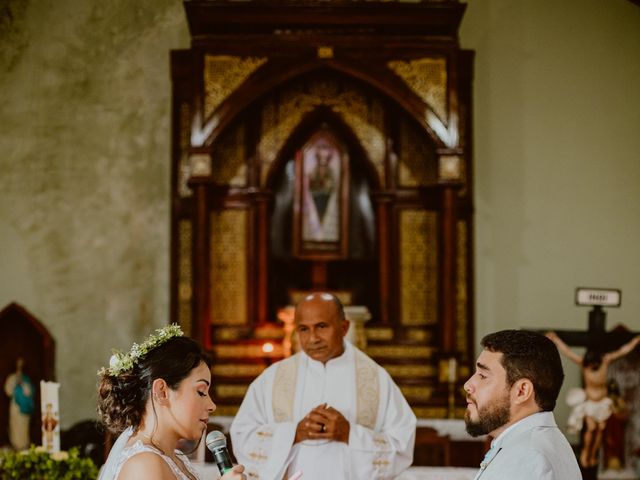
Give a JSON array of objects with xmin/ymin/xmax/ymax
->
[{"xmin": 40, "ymin": 381, "xmax": 60, "ymax": 453}]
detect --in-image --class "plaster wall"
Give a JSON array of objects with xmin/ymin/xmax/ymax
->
[
  {"xmin": 0, "ymin": 0, "xmax": 189, "ymax": 425},
  {"xmin": 460, "ymin": 0, "xmax": 640, "ymax": 440}
]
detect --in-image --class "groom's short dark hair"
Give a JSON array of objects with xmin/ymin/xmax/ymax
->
[{"xmin": 482, "ymin": 329, "xmax": 564, "ymax": 411}]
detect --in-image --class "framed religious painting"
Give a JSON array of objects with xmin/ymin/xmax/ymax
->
[{"xmin": 293, "ymin": 129, "xmax": 349, "ymax": 260}]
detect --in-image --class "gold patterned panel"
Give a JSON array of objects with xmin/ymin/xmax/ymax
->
[
  {"xmin": 212, "ymin": 363, "xmax": 266, "ymax": 378},
  {"xmin": 456, "ymin": 220, "xmax": 468, "ymax": 353},
  {"xmin": 210, "ymin": 210, "xmax": 248, "ymax": 325},
  {"xmin": 178, "ymin": 102, "xmax": 192, "ymax": 197},
  {"xmin": 365, "ymin": 328, "xmax": 394, "ymax": 341},
  {"xmin": 406, "ymin": 328, "xmax": 432, "ymax": 342},
  {"xmin": 212, "ymin": 123, "xmax": 247, "ymax": 186},
  {"xmin": 214, "ymin": 344, "xmax": 285, "ymax": 358},
  {"xmin": 177, "ymin": 220, "xmax": 192, "ymax": 336},
  {"xmin": 387, "ymin": 57, "xmax": 448, "ymax": 122},
  {"xmin": 216, "ymin": 384, "xmax": 249, "ymax": 398},
  {"xmin": 398, "ymin": 117, "xmax": 438, "ymax": 187},
  {"xmin": 212, "ymin": 405, "xmax": 239, "ymax": 417},
  {"xmin": 400, "ymin": 210, "xmax": 438, "ymax": 325},
  {"xmin": 383, "ymin": 364, "xmax": 437, "ymax": 378},
  {"xmin": 412, "ymin": 407, "xmax": 448, "ymax": 419},
  {"xmin": 365, "ymin": 345, "xmax": 434, "ymax": 359},
  {"xmin": 213, "ymin": 328, "xmax": 245, "ymax": 341},
  {"xmin": 204, "ymin": 55, "xmax": 267, "ymax": 119},
  {"xmin": 253, "ymin": 327, "xmax": 285, "ymax": 340},
  {"xmin": 400, "ymin": 386, "xmax": 433, "ymax": 401},
  {"xmin": 412, "ymin": 407, "xmax": 465, "ymax": 419},
  {"xmin": 258, "ymin": 78, "xmax": 385, "ymax": 186},
  {"xmin": 334, "ymin": 95, "xmax": 385, "ymax": 182}
]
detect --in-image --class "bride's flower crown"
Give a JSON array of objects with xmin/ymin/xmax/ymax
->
[{"xmin": 99, "ymin": 324, "xmax": 184, "ymax": 376}]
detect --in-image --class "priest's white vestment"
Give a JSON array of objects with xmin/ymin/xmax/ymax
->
[{"xmin": 230, "ymin": 341, "xmax": 416, "ymax": 480}]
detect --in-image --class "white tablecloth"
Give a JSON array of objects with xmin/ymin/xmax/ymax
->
[
  {"xmin": 193, "ymin": 463, "xmax": 478, "ymax": 480},
  {"xmin": 396, "ymin": 467, "xmax": 477, "ymax": 480}
]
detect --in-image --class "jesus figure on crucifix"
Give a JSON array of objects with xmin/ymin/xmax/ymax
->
[{"xmin": 546, "ymin": 332, "xmax": 640, "ymax": 470}]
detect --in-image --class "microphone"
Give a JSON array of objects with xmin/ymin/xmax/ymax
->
[{"xmin": 205, "ymin": 430, "xmax": 234, "ymax": 475}]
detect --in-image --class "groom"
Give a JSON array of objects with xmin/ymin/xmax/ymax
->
[{"xmin": 463, "ymin": 330, "xmax": 581, "ymax": 480}]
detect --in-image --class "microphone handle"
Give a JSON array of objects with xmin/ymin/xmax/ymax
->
[{"xmin": 212, "ymin": 447, "xmax": 234, "ymax": 475}]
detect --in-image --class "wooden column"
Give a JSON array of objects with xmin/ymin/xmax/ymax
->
[
  {"xmin": 439, "ymin": 183, "xmax": 460, "ymax": 352},
  {"xmin": 188, "ymin": 152, "xmax": 213, "ymax": 348},
  {"xmin": 253, "ymin": 191, "xmax": 271, "ymax": 326},
  {"xmin": 374, "ymin": 192, "xmax": 394, "ymax": 326}
]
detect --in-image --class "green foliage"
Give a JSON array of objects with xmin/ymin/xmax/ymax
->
[{"xmin": 0, "ymin": 446, "xmax": 98, "ymax": 480}]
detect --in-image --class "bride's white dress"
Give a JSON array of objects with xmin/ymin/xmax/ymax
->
[{"xmin": 99, "ymin": 428, "xmax": 201, "ymax": 480}]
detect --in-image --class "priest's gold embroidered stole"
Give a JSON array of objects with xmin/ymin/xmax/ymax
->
[{"xmin": 272, "ymin": 349, "xmax": 380, "ymax": 429}]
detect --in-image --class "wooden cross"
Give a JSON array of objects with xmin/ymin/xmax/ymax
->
[{"xmin": 551, "ymin": 305, "xmax": 639, "ymax": 352}]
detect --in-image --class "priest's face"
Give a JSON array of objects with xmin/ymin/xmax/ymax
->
[
  {"xmin": 295, "ymin": 293, "xmax": 350, "ymax": 364},
  {"xmin": 463, "ymin": 349, "xmax": 512, "ymax": 437}
]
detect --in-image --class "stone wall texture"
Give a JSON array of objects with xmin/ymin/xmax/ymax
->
[{"xmin": 0, "ymin": 0, "xmax": 189, "ymax": 426}]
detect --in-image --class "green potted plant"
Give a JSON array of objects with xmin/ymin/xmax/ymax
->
[{"xmin": 0, "ymin": 445, "xmax": 98, "ymax": 479}]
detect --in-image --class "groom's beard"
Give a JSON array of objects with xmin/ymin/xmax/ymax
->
[{"xmin": 464, "ymin": 392, "xmax": 511, "ymax": 437}]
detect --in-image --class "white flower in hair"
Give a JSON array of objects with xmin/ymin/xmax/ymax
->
[
  {"xmin": 109, "ymin": 354, "xmax": 119, "ymax": 369},
  {"xmin": 98, "ymin": 324, "xmax": 184, "ymax": 376}
]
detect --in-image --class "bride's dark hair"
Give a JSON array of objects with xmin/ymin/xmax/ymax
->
[{"xmin": 97, "ymin": 336, "xmax": 211, "ymax": 434}]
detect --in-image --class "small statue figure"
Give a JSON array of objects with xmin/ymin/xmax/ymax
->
[
  {"xmin": 603, "ymin": 379, "xmax": 630, "ymax": 470},
  {"xmin": 3, "ymin": 357, "xmax": 34, "ymax": 450}
]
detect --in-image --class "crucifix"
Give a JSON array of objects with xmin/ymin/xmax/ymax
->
[{"xmin": 545, "ymin": 288, "xmax": 640, "ymax": 480}]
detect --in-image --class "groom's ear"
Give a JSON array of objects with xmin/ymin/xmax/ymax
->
[
  {"xmin": 151, "ymin": 378, "xmax": 170, "ymax": 403},
  {"xmin": 511, "ymin": 378, "xmax": 535, "ymax": 406}
]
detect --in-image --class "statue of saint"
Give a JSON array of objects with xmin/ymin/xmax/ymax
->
[{"xmin": 3, "ymin": 357, "xmax": 34, "ymax": 450}]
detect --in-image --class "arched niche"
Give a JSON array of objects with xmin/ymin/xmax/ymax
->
[
  {"xmin": 267, "ymin": 106, "xmax": 380, "ymax": 319},
  {"xmin": 0, "ymin": 303, "xmax": 55, "ymax": 448}
]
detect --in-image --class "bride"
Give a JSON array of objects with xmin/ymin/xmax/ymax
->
[{"xmin": 97, "ymin": 324, "xmax": 245, "ymax": 480}]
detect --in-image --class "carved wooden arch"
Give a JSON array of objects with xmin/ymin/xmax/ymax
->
[
  {"xmin": 264, "ymin": 105, "xmax": 381, "ymax": 193},
  {"xmin": 197, "ymin": 58, "xmax": 453, "ymax": 151}
]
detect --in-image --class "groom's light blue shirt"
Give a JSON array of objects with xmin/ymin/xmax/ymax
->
[{"xmin": 473, "ymin": 411, "xmax": 581, "ymax": 480}]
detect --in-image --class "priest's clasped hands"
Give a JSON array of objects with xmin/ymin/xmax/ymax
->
[{"xmin": 294, "ymin": 403, "xmax": 350, "ymax": 444}]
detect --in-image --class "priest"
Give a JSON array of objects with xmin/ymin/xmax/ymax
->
[{"xmin": 230, "ymin": 292, "xmax": 416, "ymax": 480}]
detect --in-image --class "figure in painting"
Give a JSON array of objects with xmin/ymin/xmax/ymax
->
[
  {"xmin": 546, "ymin": 332, "xmax": 640, "ymax": 469},
  {"xmin": 308, "ymin": 143, "xmax": 336, "ymax": 220},
  {"xmin": 303, "ymin": 139, "xmax": 340, "ymax": 243},
  {"xmin": 3, "ymin": 357, "xmax": 34, "ymax": 451}
]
